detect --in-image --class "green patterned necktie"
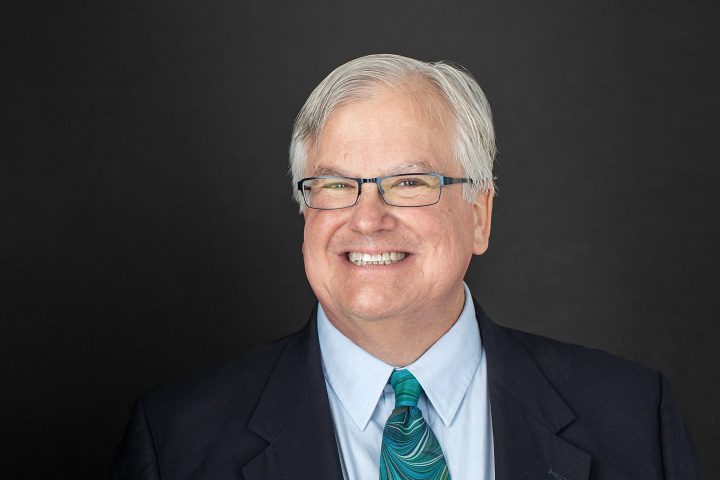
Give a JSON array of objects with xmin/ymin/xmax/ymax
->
[{"xmin": 379, "ymin": 369, "xmax": 451, "ymax": 480}]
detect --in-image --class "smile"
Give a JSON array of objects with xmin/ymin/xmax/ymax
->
[{"xmin": 346, "ymin": 251, "xmax": 408, "ymax": 266}]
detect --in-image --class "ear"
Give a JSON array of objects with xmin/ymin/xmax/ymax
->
[{"xmin": 472, "ymin": 187, "xmax": 494, "ymax": 255}]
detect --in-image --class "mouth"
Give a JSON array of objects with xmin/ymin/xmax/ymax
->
[{"xmin": 345, "ymin": 251, "xmax": 409, "ymax": 266}]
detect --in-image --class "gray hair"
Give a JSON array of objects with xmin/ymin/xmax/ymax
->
[{"xmin": 289, "ymin": 53, "xmax": 496, "ymax": 210}]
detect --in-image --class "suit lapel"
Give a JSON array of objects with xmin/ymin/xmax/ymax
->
[
  {"xmin": 241, "ymin": 300, "xmax": 592, "ymax": 480},
  {"xmin": 242, "ymin": 305, "xmax": 343, "ymax": 480},
  {"xmin": 475, "ymin": 300, "xmax": 592, "ymax": 480}
]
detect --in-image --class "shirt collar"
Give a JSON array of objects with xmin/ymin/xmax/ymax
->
[
  {"xmin": 317, "ymin": 304, "xmax": 394, "ymax": 431},
  {"xmin": 317, "ymin": 283, "xmax": 482, "ymax": 430}
]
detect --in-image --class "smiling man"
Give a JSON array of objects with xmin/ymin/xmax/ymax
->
[{"xmin": 113, "ymin": 54, "xmax": 701, "ymax": 480}]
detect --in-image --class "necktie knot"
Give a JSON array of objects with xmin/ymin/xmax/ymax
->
[{"xmin": 389, "ymin": 369, "xmax": 423, "ymax": 408}]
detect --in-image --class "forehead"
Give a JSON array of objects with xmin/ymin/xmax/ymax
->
[{"xmin": 308, "ymin": 84, "xmax": 457, "ymax": 177}]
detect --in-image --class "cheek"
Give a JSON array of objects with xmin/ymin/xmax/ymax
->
[
  {"xmin": 427, "ymin": 207, "xmax": 475, "ymax": 254},
  {"xmin": 303, "ymin": 213, "xmax": 326, "ymax": 244},
  {"xmin": 303, "ymin": 213, "xmax": 341, "ymax": 258},
  {"xmin": 302, "ymin": 221, "xmax": 323, "ymax": 267},
  {"xmin": 302, "ymin": 223, "xmax": 328, "ymax": 288}
]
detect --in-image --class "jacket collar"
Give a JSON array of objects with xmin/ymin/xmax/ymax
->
[
  {"xmin": 242, "ymin": 300, "xmax": 592, "ymax": 480},
  {"xmin": 242, "ymin": 304, "xmax": 344, "ymax": 480}
]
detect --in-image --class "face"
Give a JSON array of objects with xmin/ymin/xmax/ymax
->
[{"xmin": 302, "ymin": 84, "xmax": 493, "ymax": 328}]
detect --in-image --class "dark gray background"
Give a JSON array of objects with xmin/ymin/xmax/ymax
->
[{"xmin": 3, "ymin": 0, "xmax": 718, "ymax": 478}]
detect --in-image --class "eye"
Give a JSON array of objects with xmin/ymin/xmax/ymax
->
[
  {"xmin": 323, "ymin": 181, "xmax": 352, "ymax": 189},
  {"xmin": 393, "ymin": 177, "xmax": 429, "ymax": 187}
]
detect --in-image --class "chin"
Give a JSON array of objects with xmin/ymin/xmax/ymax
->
[{"xmin": 339, "ymin": 287, "xmax": 412, "ymax": 322}]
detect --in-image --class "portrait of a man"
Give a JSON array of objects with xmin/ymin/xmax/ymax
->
[
  {"xmin": 111, "ymin": 54, "xmax": 701, "ymax": 480},
  {"xmin": 5, "ymin": 1, "xmax": 719, "ymax": 477}
]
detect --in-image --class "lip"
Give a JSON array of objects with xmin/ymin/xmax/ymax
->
[{"xmin": 340, "ymin": 249, "xmax": 413, "ymax": 255}]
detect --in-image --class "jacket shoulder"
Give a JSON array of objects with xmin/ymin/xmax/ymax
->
[
  {"xmin": 491, "ymin": 324, "xmax": 701, "ymax": 478},
  {"xmin": 506, "ymin": 326, "xmax": 662, "ymax": 409},
  {"xmin": 113, "ymin": 331, "xmax": 304, "ymax": 478},
  {"xmin": 139, "ymin": 332, "xmax": 295, "ymax": 450}
]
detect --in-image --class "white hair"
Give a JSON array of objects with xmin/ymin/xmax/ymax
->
[{"xmin": 289, "ymin": 53, "xmax": 496, "ymax": 210}]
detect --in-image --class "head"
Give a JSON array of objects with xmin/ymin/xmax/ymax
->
[
  {"xmin": 290, "ymin": 54, "xmax": 496, "ymax": 208},
  {"xmin": 290, "ymin": 54, "xmax": 496, "ymax": 330}
]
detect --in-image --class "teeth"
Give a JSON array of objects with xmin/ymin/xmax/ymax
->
[{"xmin": 347, "ymin": 251, "xmax": 408, "ymax": 266}]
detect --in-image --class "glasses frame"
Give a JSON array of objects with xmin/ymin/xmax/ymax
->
[{"xmin": 297, "ymin": 173, "xmax": 471, "ymax": 210}]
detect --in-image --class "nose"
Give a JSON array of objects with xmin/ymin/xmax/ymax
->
[{"xmin": 348, "ymin": 182, "xmax": 397, "ymax": 234}]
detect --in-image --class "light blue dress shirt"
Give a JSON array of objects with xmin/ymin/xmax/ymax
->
[{"xmin": 317, "ymin": 283, "xmax": 495, "ymax": 480}]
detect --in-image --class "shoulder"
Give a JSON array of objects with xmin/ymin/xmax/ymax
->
[
  {"xmin": 505, "ymin": 325, "xmax": 663, "ymax": 412},
  {"xmin": 138, "ymin": 332, "xmax": 295, "ymax": 440},
  {"xmin": 486, "ymin": 323, "xmax": 701, "ymax": 477},
  {"xmin": 113, "ymin": 330, "xmax": 310, "ymax": 476}
]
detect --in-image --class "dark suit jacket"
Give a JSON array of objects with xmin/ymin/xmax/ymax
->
[{"xmin": 112, "ymin": 301, "xmax": 702, "ymax": 479}]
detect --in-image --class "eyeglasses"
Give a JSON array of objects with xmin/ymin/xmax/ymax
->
[{"xmin": 297, "ymin": 173, "xmax": 471, "ymax": 210}]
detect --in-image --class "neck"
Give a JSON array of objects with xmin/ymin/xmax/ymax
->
[{"xmin": 322, "ymin": 286, "xmax": 466, "ymax": 366}]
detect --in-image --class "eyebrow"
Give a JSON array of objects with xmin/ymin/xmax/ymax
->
[
  {"xmin": 310, "ymin": 161, "xmax": 436, "ymax": 178},
  {"xmin": 311, "ymin": 166, "xmax": 351, "ymax": 177}
]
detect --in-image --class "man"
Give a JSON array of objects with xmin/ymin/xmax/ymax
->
[{"xmin": 113, "ymin": 54, "xmax": 701, "ymax": 479}]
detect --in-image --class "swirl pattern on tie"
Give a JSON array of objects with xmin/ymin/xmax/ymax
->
[{"xmin": 379, "ymin": 369, "xmax": 451, "ymax": 480}]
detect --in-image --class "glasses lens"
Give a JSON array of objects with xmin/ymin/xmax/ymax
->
[
  {"xmin": 302, "ymin": 177, "xmax": 358, "ymax": 209},
  {"xmin": 380, "ymin": 174, "xmax": 442, "ymax": 206}
]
